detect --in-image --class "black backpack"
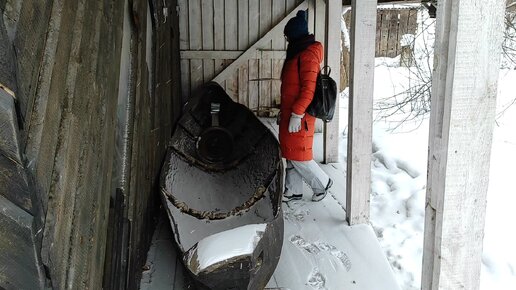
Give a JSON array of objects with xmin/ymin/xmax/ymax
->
[{"xmin": 298, "ymin": 58, "xmax": 337, "ymax": 122}]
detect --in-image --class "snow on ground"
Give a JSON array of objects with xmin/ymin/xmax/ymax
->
[
  {"xmin": 351, "ymin": 8, "xmax": 516, "ymax": 288},
  {"xmin": 480, "ymin": 69, "xmax": 516, "ymax": 290}
]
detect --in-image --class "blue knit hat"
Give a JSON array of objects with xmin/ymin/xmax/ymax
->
[{"xmin": 284, "ymin": 10, "xmax": 309, "ymax": 41}]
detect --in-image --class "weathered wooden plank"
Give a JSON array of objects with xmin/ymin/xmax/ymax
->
[
  {"xmin": 0, "ymin": 195, "xmax": 42, "ymax": 290},
  {"xmin": 408, "ymin": 8, "xmax": 418, "ymax": 34},
  {"xmin": 379, "ymin": 10, "xmax": 390, "ymax": 56},
  {"xmin": 0, "ymin": 89, "xmax": 23, "ymax": 170},
  {"xmin": 225, "ymin": 0, "xmax": 239, "ymax": 101},
  {"xmin": 314, "ymin": 0, "xmax": 326, "ymax": 42},
  {"xmin": 248, "ymin": 0, "xmax": 260, "ymax": 112},
  {"xmin": 271, "ymin": 0, "xmax": 286, "ymax": 111},
  {"xmin": 178, "ymin": 0, "xmax": 189, "ymax": 50},
  {"xmin": 285, "ymin": 0, "xmax": 297, "ymax": 51},
  {"xmin": 238, "ymin": 0, "xmax": 249, "ymax": 106},
  {"xmin": 170, "ymin": 0, "xmax": 184, "ymax": 123},
  {"xmin": 213, "ymin": 0, "xmax": 226, "ymax": 90},
  {"xmin": 323, "ymin": 0, "xmax": 341, "ymax": 164},
  {"xmin": 398, "ymin": 10, "xmax": 410, "ymax": 39},
  {"xmin": 376, "ymin": 10, "xmax": 382, "ymax": 55},
  {"xmin": 39, "ymin": 0, "xmax": 87, "ymax": 288},
  {"xmin": 180, "ymin": 60, "xmax": 190, "ymax": 100},
  {"xmin": 127, "ymin": 8, "xmax": 153, "ymax": 285},
  {"xmin": 64, "ymin": 0, "xmax": 105, "ymax": 286},
  {"xmin": 259, "ymin": 0, "xmax": 273, "ymax": 115},
  {"xmin": 202, "ymin": 0, "xmax": 215, "ymax": 83},
  {"xmin": 178, "ymin": 0, "xmax": 190, "ymax": 99},
  {"xmin": 181, "ymin": 50, "xmax": 289, "ymax": 60},
  {"xmin": 0, "ymin": 146, "xmax": 32, "ymax": 214},
  {"xmin": 346, "ymin": 0, "xmax": 376, "ymax": 225},
  {"xmin": 87, "ymin": 1, "xmax": 124, "ymax": 287},
  {"xmin": 307, "ymin": 0, "xmax": 315, "ymax": 34},
  {"xmin": 398, "ymin": 9, "xmax": 412, "ymax": 66},
  {"xmin": 341, "ymin": 12, "xmax": 352, "ymax": 90},
  {"xmin": 387, "ymin": 10, "xmax": 399, "ymax": 57},
  {"xmin": 126, "ymin": 0, "xmax": 153, "ymax": 283},
  {"xmin": 0, "ymin": 13, "xmax": 16, "ymax": 95},
  {"xmin": 188, "ymin": 0, "xmax": 203, "ymax": 93},
  {"xmin": 14, "ymin": 0, "xmax": 53, "ymax": 139},
  {"xmin": 422, "ymin": 1, "xmax": 505, "ymax": 289},
  {"xmin": 238, "ymin": 0, "xmax": 250, "ymax": 51},
  {"xmin": 344, "ymin": 0, "xmax": 420, "ymax": 4},
  {"xmin": 25, "ymin": 0, "xmax": 72, "ymax": 214}
]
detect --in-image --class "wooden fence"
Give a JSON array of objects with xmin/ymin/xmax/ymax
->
[
  {"xmin": 341, "ymin": 7, "xmax": 418, "ymax": 89},
  {"xmin": 376, "ymin": 8, "xmax": 418, "ymax": 57}
]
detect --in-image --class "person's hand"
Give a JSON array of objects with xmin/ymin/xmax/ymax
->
[{"xmin": 288, "ymin": 113, "xmax": 304, "ymax": 133}]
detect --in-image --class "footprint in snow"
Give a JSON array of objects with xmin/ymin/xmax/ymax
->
[
  {"xmin": 307, "ymin": 268, "xmax": 326, "ymax": 289},
  {"xmin": 290, "ymin": 235, "xmax": 321, "ymax": 254},
  {"xmin": 284, "ymin": 204, "xmax": 310, "ymax": 222},
  {"xmin": 316, "ymin": 242, "xmax": 353, "ymax": 272}
]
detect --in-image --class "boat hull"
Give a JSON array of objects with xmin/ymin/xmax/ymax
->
[{"xmin": 160, "ymin": 82, "xmax": 284, "ymax": 290}]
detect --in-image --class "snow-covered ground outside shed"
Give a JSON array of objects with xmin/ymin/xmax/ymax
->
[{"xmin": 355, "ymin": 6, "xmax": 516, "ymax": 289}]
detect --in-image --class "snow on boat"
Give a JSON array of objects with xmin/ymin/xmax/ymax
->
[{"xmin": 159, "ymin": 82, "xmax": 284, "ymax": 290}]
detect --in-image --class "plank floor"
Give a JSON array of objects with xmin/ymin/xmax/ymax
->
[{"xmin": 139, "ymin": 118, "xmax": 399, "ymax": 290}]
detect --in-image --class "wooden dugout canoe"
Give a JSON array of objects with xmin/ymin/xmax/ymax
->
[{"xmin": 160, "ymin": 82, "xmax": 284, "ymax": 290}]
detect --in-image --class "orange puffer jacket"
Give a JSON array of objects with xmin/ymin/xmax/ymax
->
[{"xmin": 279, "ymin": 42, "xmax": 323, "ymax": 161}]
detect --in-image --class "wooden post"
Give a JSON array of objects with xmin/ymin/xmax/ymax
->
[
  {"xmin": 346, "ymin": 0, "xmax": 376, "ymax": 225},
  {"xmin": 422, "ymin": 0, "xmax": 505, "ymax": 289},
  {"xmin": 322, "ymin": 0, "xmax": 341, "ymax": 164}
]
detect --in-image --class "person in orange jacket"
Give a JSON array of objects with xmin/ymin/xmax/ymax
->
[{"xmin": 279, "ymin": 10, "xmax": 332, "ymax": 202}]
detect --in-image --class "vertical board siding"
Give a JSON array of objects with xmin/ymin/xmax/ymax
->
[
  {"xmin": 23, "ymin": 0, "xmax": 65, "ymax": 212},
  {"xmin": 387, "ymin": 10, "xmax": 399, "ymax": 57},
  {"xmin": 202, "ymin": 0, "xmax": 215, "ymax": 83},
  {"xmin": 225, "ymin": 0, "xmax": 239, "ymax": 100},
  {"xmin": 271, "ymin": 0, "xmax": 286, "ymax": 110},
  {"xmin": 314, "ymin": 0, "xmax": 326, "ymax": 43},
  {"xmin": 188, "ymin": 0, "xmax": 203, "ymax": 93},
  {"xmin": 238, "ymin": 0, "xmax": 250, "ymax": 106},
  {"xmin": 178, "ymin": 0, "xmax": 305, "ymax": 113},
  {"xmin": 178, "ymin": 0, "xmax": 190, "ymax": 99},
  {"xmin": 376, "ymin": 8, "xmax": 418, "ymax": 57},
  {"xmin": 259, "ymin": 0, "xmax": 273, "ymax": 115},
  {"xmin": 14, "ymin": 0, "xmax": 54, "ymax": 147},
  {"xmin": 213, "ymin": 0, "xmax": 226, "ymax": 90},
  {"xmin": 323, "ymin": 0, "xmax": 340, "ymax": 163},
  {"xmin": 248, "ymin": 0, "xmax": 260, "ymax": 112},
  {"xmin": 7, "ymin": 0, "xmax": 179, "ymax": 288}
]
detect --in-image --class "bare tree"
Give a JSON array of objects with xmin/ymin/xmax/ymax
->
[
  {"xmin": 374, "ymin": 8, "xmax": 435, "ymax": 131},
  {"xmin": 374, "ymin": 4, "xmax": 516, "ymax": 131}
]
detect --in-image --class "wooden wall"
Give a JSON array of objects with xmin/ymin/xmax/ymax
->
[
  {"xmin": 0, "ymin": 0, "xmax": 180, "ymax": 289},
  {"xmin": 341, "ymin": 7, "xmax": 418, "ymax": 89},
  {"xmin": 178, "ymin": 0, "xmax": 306, "ymax": 115},
  {"xmin": 375, "ymin": 8, "xmax": 418, "ymax": 58}
]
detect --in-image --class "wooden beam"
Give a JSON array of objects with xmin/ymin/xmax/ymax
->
[
  {"xmin": 346, "ymin": 0, "xmax": 377, "ymax": 225},
  {"xmin": 212, "ymin": 1, "xmax": 308, "ymax": 84},
  {"xmin": 180, "ymin": 50, "xmax": 286, "ymax": 60},
  {"xmin": 422, "ymin": 1, "xmax": 505, "ymax": 289},
  {"xmin": 322, "ymin": 0, "xmax": 340, "ymax": 163},
  {"xmin": 343, "ymin": 0, "xmax": 420, "ymax": 5}
]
